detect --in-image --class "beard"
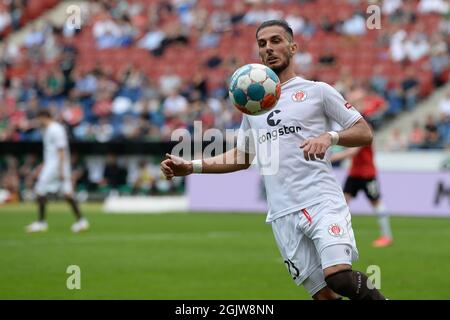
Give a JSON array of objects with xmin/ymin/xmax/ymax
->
[{"xmin": 266, "ymin": 54, "xmax": 291, "ymax": 75}]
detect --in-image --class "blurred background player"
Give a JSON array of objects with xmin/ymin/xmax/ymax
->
[
  {"xmin": 25, "ymin": 109, "xmax": 89, "ymax": 233},
  {"xmin": 331, "ymin": 114, "xmax": 393, "ymax": 248}
]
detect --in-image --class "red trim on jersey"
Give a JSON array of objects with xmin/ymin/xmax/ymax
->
[{"xmin": 301, "ymin": 209, "xmax": 312, "ymax": 225}]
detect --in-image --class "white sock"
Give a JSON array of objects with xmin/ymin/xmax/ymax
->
[{"xmin": 374, "ymin": 202, "xmax": 392, "ymax": 239}]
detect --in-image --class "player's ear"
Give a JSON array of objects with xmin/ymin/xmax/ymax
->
[{"xmin": 290, "ymin": 42, "xmax": 298, "ymax": 56}]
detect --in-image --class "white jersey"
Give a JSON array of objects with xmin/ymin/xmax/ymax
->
[
  {"xmin": 42, "ymin": 122, "xmax": 71, "ymax": 172},
  {"xmin": 237, "ymin": 77, "xmax": 362, "ymax": 222}
]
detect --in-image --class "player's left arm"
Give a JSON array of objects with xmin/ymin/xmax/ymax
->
[{"xmin": 300, "ymin": 118, "xmax": 372, "ymax": 161}]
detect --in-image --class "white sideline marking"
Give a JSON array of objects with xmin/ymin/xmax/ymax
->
[
  {"xmin": 0, "ymin": 231, "xmax": 253, "ymax": 247},
  {"xmin": 103, "ymin": 196, "xmax": 188, "ymax": 214}
]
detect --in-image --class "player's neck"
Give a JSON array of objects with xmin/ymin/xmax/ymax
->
[{"xmin": 277, "ymin": 68, "xmax": 297, "ymax": 85}]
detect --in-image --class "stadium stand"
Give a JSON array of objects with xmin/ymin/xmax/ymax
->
[{"xmin": 0, "ymin": 0, "xmax": 449, "ymax": 202}]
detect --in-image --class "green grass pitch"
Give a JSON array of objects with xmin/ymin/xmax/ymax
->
[{"xmin": 1, "ymin": 203, "xmax": 449, "ymax": 299}]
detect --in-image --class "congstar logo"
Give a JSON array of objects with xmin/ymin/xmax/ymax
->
[
  {"xmin": 267, "ymin": 110, "xmax": 281, "ymax": 126},
  {"xmin": 258, "ymin": 110, "xmax": 301, "ymax": 144}
]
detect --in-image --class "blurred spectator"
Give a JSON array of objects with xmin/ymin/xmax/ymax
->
[
  {"xmin": 159, "ymin": 67, "xmax": 182, "ymax": 96},
  {"xmin": 132, "ymin": 160, "xmax": 156, "ymax": 194},
  {"xmin": 438, "ymin": 112, "xmax": 450, "ymax": 147},
  {"xmin": 382, "ymin": 0, "xmax": 402, "ymax": 16},
  {"xmin": 390, "ymin": 28, "xmax": 407, "ymax": 62},
  {"xmin": 0, "ymin": 156, "xmax": 20, "ymax": 202},
  {"xmin": 0, "ymin": 4, "xmax": 12, "ymax": 35},
  {"xmin": 18, "ymin": 153, "xmax": 40, "ymax": 195},
  {"xmin": 423, "ymin": 114, "xmax": 442, "ymax": 149},
  {"xmin": 71, "ymin": 152, "xmax": 89, "ymax": 191},
  {"xmin": 198, "ymin": 23, "xmax": 221, "ymax": 49},
  {"xmin": 294, "ymin": 50, "xmax": 313, "ymax": 74},
  {"xmin": 429, "ymin": 34, "xmax": 450, "ymax": 87},
  {"xmin": 318, "ymin": 46, "xmax": 337, "ymax": 66},
  {"xmin": 243, "ymin": 1, "xmax": 283, "ymax": 25},
  {"xmin": 439, "ymin": 91, "xmax": 450, "ymax": 116},
  {"xmin": 93, "ymin": 92, "xmax": 113, "ymax": 118},
  {"xmin": 162, "ymin": 89, "xmax": 188, "ymax": 118},
  {"xmin": 401, "ymin": 68, "xmax": 420, "ymax": 110},
  {"xmin": 205, "ymin": 48, "xmax": 223, "ymax": 69},
  {"xmin": 370, "ymin": 65, "xmax": 388, "ymax": 96},
  {"xmin": 409, "ymin": 121, "xmax": 425, "ymax": 149},
  {"xmin": 418, "ymin": 0, "xmax": 449, "ymax": 14},
  {"xmin": 404, "ymin": 31, "xmax": 430, "ymax": 62},
  {"xmin": 93, "ymin": 15, "xmax": 122, "ymax": 49},
  {"xmin": 385, "ymin": 128, "xmax": 408, "ymax": 151},
  {"xmin": 319, "ymin": 16, "xmax": 335, "ymax": 33},
  {"xmin": 341, "ymin": 12, "xmax": 366, "ymax": 36},
  {"xmin": 94, "ymin": 118, "xmax": 115, "ymax": 142},
  {"xmin": 138, "ymin": 26, "xmax": 165, "ymax": 52},
  {"xmin": 100, "ymin": 154, "xmax": 128, "ymax": 191}
]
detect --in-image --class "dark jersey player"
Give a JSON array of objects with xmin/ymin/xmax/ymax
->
[{"xmin": 331, "ymin": 141, "xmax": 393, "ymax": 248}]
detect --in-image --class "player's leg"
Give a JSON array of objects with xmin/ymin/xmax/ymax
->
[
  {"xmin": 322, "ymin": 256, "xmax": 385, "ymax": 300},
  {"xmin": 342, "ymin": 176, "xmax": 359, "ymax": 204},
  {"xmin": 63, "ymin": 176, "xmax": 89, "ymax": 233},
  {"xmin": 64, "ymin": 193, "xmax": 82, "ymax": 220},
  {"xmin": 365, "ymin": 178, "xmax": 393, "ymax": 247},
  {"xmin": 271, "ymin": 212, "xmax": 336, "ymax": 299},
  {"xmin": 26, "ymin": 172, "xmax": 50, "ymax": 233},
  {"xmin": 307, "ymin": 200, "xmax": 387, "ymax": 300}
]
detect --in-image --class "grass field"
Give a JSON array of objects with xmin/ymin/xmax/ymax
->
[{"xmin": 1, "ymin": 202, "xmax": 450, "ymax": 300}]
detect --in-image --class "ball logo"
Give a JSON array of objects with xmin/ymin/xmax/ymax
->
[
  {"xmin": 292, "ymin": 90, "xmax": 307, "ymax": 102},
  {"xmin": 267, "ymin": 110, "xmax": 281, "ymax": 126},
  {"xmin": 328, "ymin": 223, "xmax": 343, "ymax": 237}
]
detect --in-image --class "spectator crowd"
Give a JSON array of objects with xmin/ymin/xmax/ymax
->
[{"xmin": 1, "ymin": 0, "xmax": 450, "ymax": 202}]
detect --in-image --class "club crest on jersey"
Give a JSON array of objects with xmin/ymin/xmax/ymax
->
[
  {"xmin": 292, "ymin": 90, "xmax": 307, "ymax": 102},
  {"xmin": 328, "ymin": 224, "xmax": 343, "ymax": 237}
]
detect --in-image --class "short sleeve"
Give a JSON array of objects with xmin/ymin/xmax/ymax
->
[
  {"xmin": 320, "ymin": 82, "xmax": 362, "ymax": 129},
  {"xmin": 236, "ymin": 115, "xmax": 256, "ymax": 155}
]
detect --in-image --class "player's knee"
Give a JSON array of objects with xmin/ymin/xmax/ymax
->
[{"xmin": 324, "ymin": 269, "xmax": 354, "ymax": 296}]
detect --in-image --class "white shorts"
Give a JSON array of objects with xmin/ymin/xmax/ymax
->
[
  {"xmin": 35, "ymin": 165, "xmax": 73, "ymax": 196},
  {"xmin": 271, "ymin": 199, "xmax": 359, "ymax": 296}
]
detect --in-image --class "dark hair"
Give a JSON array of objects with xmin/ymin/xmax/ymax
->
[
  {"xmin": 256, "ymin": 20, "xmax": 294, "ymax": 41},
  {"xmin": 37, "ymin": 109, "xmax": 52, "ymax": 118}
]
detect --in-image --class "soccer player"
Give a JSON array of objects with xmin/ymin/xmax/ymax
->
[
  {"xmin": 25, "ymin": 109, "xmax": 89, "ymax": 233},
  {"xmin": 160, "ymin": 20, "xmax": 386, "ymax": 300},
  {"xmin": 331, "ymin": 133, "xmax": 393, "ymax": 247}
]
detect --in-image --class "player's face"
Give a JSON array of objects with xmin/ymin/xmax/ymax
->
[{"xmin": 257, "ymin": 26, "xmax": 296, "ymax": 74}]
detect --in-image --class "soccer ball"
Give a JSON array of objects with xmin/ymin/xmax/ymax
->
[{"xmin": 229, "ymin": 63, "xmax": 281, "ymax": 116}]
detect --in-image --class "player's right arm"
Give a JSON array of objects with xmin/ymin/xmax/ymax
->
[{"xmin": 160, "ymin": 147, "xmax": 253, "ymax": 180}]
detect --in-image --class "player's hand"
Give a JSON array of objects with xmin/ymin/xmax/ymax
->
[
  {"xmin": 299, "ymin": 133, "xmax": 332, "ymax": 161},
  {"xmin": 160, "ymin": 153, "xmax": 193, "ymax": 180}
]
